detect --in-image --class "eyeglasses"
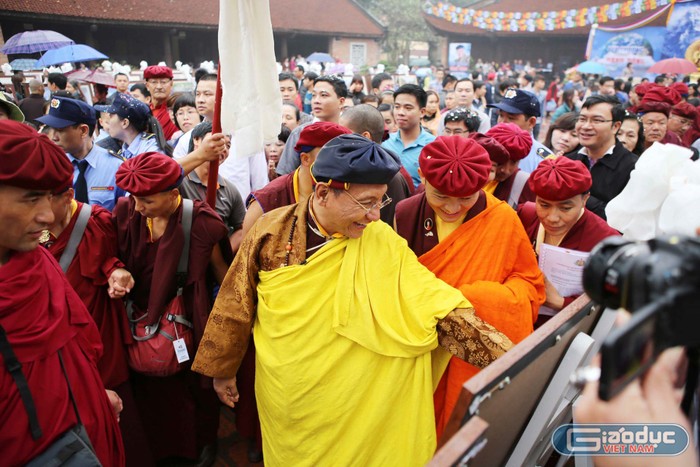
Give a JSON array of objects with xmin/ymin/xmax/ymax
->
[
  {"xmin": 669, "ymin": 114, "xmax": 693, "ymax": 127},
  {"xmin": 576, "ymin": 116, "xmax": 614, "ymax": 126},
  {"xmin": 443, "ymin": 128, "xmax": 467, "ymax": 136},
  {"xmin": 342, "ymin": 191, "xmax": 392, "ymax": 215}
]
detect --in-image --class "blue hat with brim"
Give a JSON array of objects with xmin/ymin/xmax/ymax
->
[
  {"xmin": 37, "ymin": 96, "xmax": 96, "ymax": 129},
  {"xmin": 487, "ymin": 88, "xmax": 541, "ymax": 118},
  {"xmin": 95, "ymin": 92, "xmax": 151, "ymax": 124}
]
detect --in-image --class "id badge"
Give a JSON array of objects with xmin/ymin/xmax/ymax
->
[{"xmin": 173, "ymin": 338, "xmax": 190, "ymax": 363}]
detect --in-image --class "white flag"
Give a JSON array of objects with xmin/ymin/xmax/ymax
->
[{"xmin": 219, "ymin": 0, "xmax": 281, "ymax": 158}]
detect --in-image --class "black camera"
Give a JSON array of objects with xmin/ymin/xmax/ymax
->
[{"xmin": 582, "ymin": 235, "xmax": 700, "ymax": 401}]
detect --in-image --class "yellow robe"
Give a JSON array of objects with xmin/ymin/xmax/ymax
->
[
  {"xmin": 255, "ymin": 220, "xmax": 470, "ymax": 466},
  {"xmin": 193, "ymin": 201, "xmax": 511, "ymax": 466}
]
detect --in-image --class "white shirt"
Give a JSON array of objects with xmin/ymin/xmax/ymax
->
[{"xmin": 173, "ymin": 129, "xmax": 193, "ymax": 158}]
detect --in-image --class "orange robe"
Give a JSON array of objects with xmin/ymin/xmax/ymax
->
[{"xmin": 395, "ymin": 191, "xmax": 546, "ymax": 438}]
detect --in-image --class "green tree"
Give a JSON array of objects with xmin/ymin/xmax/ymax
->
[{"xmin": 356, "ymin": 0, "xmax": 438, "ymax": 65}]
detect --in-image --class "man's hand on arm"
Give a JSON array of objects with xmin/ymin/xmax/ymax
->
[{"xmin": 436, "ymin": 307, "xmax": 513, "ymax": 368}]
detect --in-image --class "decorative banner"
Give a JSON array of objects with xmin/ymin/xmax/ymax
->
[
  {"xmin": 585, "ymin": 0, "xmax": 699, "ymax": 77},
  {"xmin": 424, "ymin": 0, "xmax": 672, "ymax": 32}
]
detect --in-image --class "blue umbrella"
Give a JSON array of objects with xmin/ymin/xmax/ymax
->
[
  {"xmin": 577, "ymin": 60, "xmax": 607, "ymax": 75},
  {"xmin": 9, "ymin": 58, "xmax": 39, "ymax": 71},
  {"xmin": 1, "ymin": 30, "xmax": 74, "ymax": 54},
  {"xmin": 36, "ymin": 44, "xmax": 108, "ymax": 67},
  {"xmin": 306, "ymin": 52, "xmax": 335, "ymax": 63}
]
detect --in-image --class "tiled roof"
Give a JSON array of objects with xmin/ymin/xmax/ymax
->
[
  {"xmin": 271, "ymin": 0, "xmax": 384, "ymax": 36},
  {"xmin": 423, "ymin": 0, "xmax": 669, "ymax": 36},
  {"xmin": 0, "ymin": 0, "xmax": 384, "ymax": 36}
]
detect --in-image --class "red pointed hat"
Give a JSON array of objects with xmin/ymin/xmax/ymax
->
[
  {"xmin": 528, "ymin": 156, "xmax": 592, "ymax": 201},
  {"xmin": 295, "ymin": 121, "xmax": 352, "ymax": 152},
  {"xmin": 470, "ymin": 133, "xmax": 510, "ymax": 165},
  {"xmin": 0, "ymin": 120, "xmax": 73, "ymax": 191},
  {"xmin": 116, "ymin": 152, "xmax": 184, "ymax": 196},
  {"xmin": 419, "ymin": 136, "xmax": 491, "ymax": 197},
  {"xmin": 485, "ymin": 123, "xmax": 532, "ymax": 161}
]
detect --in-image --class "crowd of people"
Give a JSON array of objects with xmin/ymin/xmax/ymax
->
[{"xmin": 1, "ymin": 56, "xmax": 699, "ymax": 467}]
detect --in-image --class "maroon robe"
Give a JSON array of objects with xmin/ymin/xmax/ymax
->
[
  {"xmin": 150, "ymin": 101, "xmax": 178, "ymax": 140},
  {"xmin": 45, "ymin": 202, "xmax": 130, "ymax": 389},
  {"xmin": 517, "ymin": 201, "xmax": 620, "ymax": 308},
  {"xmin": 46, "ymin": 203, "xmax": 152, "ymax": 466},
  {"xmin": 0, "ymin": 248, "xmax": 124, "ymax": 467},
  {"xmin": 662, "ymin": 130, "xmax": 683, "ymax": 146},
  {"xmin": 493, "ymin": 168, "xmax": 536, "ymax": 206},
  {"xmin": 248, "ymin": 171, "xmax": 296, "ymax": 212},
  {"xmin": 113, "ymin": 197, "xmax": 231, "ymax": 462}
]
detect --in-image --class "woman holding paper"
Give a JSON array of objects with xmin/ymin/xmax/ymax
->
[{"xmin": 517, "ymin": 157, "xmax": 619, "ymax": 325}]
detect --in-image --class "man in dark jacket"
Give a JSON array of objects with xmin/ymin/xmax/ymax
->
[
  {"xmin": 565, "ymin": 95, "xmax": 638, "ymax": 220},
  {"xmin": 18, "ymin": 79, "xmax": 47, "ymax": 127}
]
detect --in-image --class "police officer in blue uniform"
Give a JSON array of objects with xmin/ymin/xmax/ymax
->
[
  {"xmin": 37, "ymin": 97, "xmax": 125, "ymax": 211},
  {"xmin": 487, "ymin": 88, "xmax": 554, "ymax": 173},
  {"xmin": 95, "ymin": 93, "xmax": 167, "ymax": 159}
]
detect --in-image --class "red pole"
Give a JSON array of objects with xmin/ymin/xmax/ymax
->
[{"xmin": 206, "ymin": 68, "xmax": 223, "ymax": 207}]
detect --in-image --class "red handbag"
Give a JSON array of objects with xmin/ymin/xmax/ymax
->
[{"xmin": 125, "ymin": 199, "xmax": 194, "ymax": 377}]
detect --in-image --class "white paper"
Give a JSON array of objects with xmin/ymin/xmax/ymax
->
[
  {"xmin": 538, "ymin": 244, "xmax": 590, "ymax": 317},
  {"xmin": 173, "ymin": 338, "xmax": 190, "ymax": 364}
]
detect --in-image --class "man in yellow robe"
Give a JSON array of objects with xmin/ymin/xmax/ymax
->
[{"xmin": 192, "ymin": 134, "xmax": 513, "ymax": 466}]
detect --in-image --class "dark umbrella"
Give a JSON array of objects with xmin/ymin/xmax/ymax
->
[
  {"xmin": 1, "ymin": 30, "xmax": 74, "ymax": 55},
  {"xmin": 36, "ymin": 44, "xmax": 108, "ymax": 67},
  {"xmin": 306, "ymin": 52, "xmax": 335, "ymax": 63}
]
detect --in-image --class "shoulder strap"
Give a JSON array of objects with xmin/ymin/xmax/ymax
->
[
  {"xmin": 0, "ymin": 324, "xmax": 42, "ymax": 440},
  {"xmin": 58, "ymin": 203, "xmax": 92, "ymax": 273},
  {"xmin": 508, "ymin": 171, "xmax": 530, "ymax": 209},
  {"xmin": 175, "ymin": 199, "xmax": 193, "ymax": 295}
]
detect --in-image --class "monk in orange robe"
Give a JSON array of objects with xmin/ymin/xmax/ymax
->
[{"xmin": 394, "ymin": 135, "xmax": 546, "ymax": 438}]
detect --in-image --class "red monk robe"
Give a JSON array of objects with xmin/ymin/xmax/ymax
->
[
  {"xmin": 248, "ymin": 170, "xmax": 297, "ymax": 211},
  {"xmin": 44, "ymin": 202, "xmax": 131, "ymax": 389},
  {"xmin": 518, "ymin": 202, "xmax": 620, "ymax": 308},
  {"xmin": 150, "ymin": 101, "xmax": 178, "ymax": 140},
  {"xmin": 395, "ymin": 190, "xmax": 545, "ymax": 438},
  {"xmin": 0, "ymin": 247, "xmax": 124, "ymax": 467},
  {"xmin": 44, "ymin": 201, "xmax": 154, "ymax": 466},
  {"xmin": 113, "ymin": 196, "xmax": 230, "ymax": 462}
]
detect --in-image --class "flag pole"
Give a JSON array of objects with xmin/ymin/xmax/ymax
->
[{"xmin": 206, "ymin": 69, "xmax": 223, "ymax": 207}]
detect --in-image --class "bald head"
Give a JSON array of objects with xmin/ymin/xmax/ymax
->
[
  {"xmin": 338, "ymin": 104, "xmax": 385, "ymax": 144},
  {"xmin": 29, "ymin": 79, "xmax": 43, "ymax": 94}
]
